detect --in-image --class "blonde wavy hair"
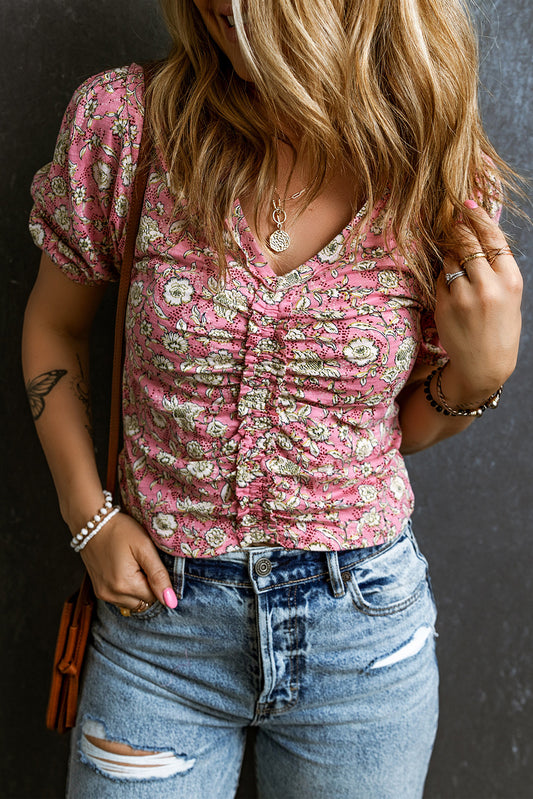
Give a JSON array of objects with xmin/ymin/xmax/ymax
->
[{"xmin": 148, "ymin": 0, "xmax": 517, "ymax": 302}]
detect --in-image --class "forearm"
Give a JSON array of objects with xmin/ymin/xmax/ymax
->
[
  {"xmin": 397, "ymin": 361, "xmax": 503, "ymax": 454},
  {"xmin": 22, "ymin": 316, "xmax": 105, "ymax": 535},
  {"xmin": 398, "ymin": 376, "xmax": 473, "ymax": 455}
]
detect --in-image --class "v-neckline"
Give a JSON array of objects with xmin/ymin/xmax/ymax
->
[{"xmin": 233, "ymin": 197, "xmax": 369, "ymax": 285}]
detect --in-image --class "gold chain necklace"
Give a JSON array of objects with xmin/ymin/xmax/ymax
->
[{"xmin": 267, "ymin": 185, "xmax": 308, "ymax": 253}]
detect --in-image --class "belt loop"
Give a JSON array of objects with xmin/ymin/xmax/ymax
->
[
  {"xmin": 173, "ymin": 556, "xmax": 186, "ymax": 600},
  {"xmin": 326, "ymin": 551, "xmax": 345, "ymax": 598}
]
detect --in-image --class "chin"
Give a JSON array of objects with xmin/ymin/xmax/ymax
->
[
  {"xmin": 222, "ymin": 53, "xmax": 252, "ymax": 82},
  {"xmin": 233, "ymin": 65, "xmax": 253, "ymax": 82}
]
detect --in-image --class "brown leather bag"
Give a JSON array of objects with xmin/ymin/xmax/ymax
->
[
  {"xmin": 46, "ymin": 574, "xmax": 94, "ymax": 732},
  {"xmin": 45, "ymin": 62, "xmax": 155, "ymax": 733}
]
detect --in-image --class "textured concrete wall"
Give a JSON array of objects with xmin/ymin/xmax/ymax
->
[{"xmin": 1, "ymin": 2, "xmax": 531, "ymax": 796}]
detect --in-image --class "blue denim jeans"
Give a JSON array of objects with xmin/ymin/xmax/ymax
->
[{"xmin": 67, "ymin": 522, "xmax": 438, "ymax": 798}]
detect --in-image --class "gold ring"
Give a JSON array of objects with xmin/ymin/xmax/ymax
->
[
  {"xmin": 131, "ymin": 599, "xmax": 151, "ymax": 614},
  {"xmin": 119, "ymin": 606, "xmax": 131, "ymax": 617},
  {"xmin": 459, "ymin": 252, "xmax": 486, "ymax": 268},
  {"xmin": 485, "ymin": 246, "xmax": 513, "ymax": 265}
]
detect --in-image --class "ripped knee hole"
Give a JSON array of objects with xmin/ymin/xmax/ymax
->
[{"xmin": 80, "ymin": 719, "xmax": 195, "ymax": 780}]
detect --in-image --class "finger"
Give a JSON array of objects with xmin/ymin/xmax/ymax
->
[
  {"xmin": 135, "ymin": 543, "xmax": 178, "ymax": 609},
  {"xmin": 463, "ymin": 201, "xmax": 515, "ymax": 275},
  {"xmin": 441, "ymin": 255, "xmax": 472, "ymax": 293},
  {"xmin": 448, "ymin": 222, "xmax": 492, "ymax": 286},
  {"xmin": 110, "ymin": 582, "xmax": 157, "ymax": 612},
  {"xmin": 116, "ymin": 599, "xmax": 156, "ymax": 617},
  {"xmin": 107, "ymin": 559, "xmax": 159, "ymax": 610},
  {"xmin": 82, "ymin": 557, "xmax": 158, "ymax": 610}
]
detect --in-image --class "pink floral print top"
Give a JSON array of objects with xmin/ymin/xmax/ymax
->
[{"xmin": 29, "ymin": 63, "xmax": 455, "ymax": 558}]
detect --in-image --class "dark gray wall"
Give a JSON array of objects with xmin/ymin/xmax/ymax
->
[{"xmin": 1, "ymin": 2, "xmax": 531, "ymax": 797}]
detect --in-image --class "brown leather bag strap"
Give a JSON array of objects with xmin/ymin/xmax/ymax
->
[{"xmin": 105, "ymin": 63, "xmax": 156, "ymax": 494}]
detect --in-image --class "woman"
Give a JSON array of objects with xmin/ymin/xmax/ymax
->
[{"xmin": 23, "ymin": 1, "xmax": 522, "ymax": 797}]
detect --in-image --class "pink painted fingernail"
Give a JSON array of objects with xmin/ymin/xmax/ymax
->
[
  {"xmin": 163, "ymin": 587, "xmax": 178, "ymax": 608},
  {"xmin": 464, "ymin": 199, "xmax": 478, "ymax": 209}
]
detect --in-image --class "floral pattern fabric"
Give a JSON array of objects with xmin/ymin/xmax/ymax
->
[{"xmin": 30, "ymin": 63, "xmax": 452, "ymax": 557}]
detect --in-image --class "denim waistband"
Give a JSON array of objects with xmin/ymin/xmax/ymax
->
[{"xmin": 159, "ymin": 522, "xmax": 412, "ymax": 599}]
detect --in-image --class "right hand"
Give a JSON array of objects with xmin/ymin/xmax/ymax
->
[{"xmin": 79, "ymin": 511, "xmax": 177, "ymax": 611}]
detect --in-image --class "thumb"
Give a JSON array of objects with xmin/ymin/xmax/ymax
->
[{"xmin": 136, "ymin": 543, "xmax": 178, "ymax": 609}]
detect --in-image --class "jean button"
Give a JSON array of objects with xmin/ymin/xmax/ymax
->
[{"xmin": 254, "ymin": 557, "xmax": 272, "ymax": 576}]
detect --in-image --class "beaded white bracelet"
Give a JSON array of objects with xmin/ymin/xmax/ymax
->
[
  {"xmin": 70, "ymin": 491, "xmax": 120, "ymax": 552},
  {"xmin": 72, "ymin": 506, "xmax": 121, "ymax": 552}
]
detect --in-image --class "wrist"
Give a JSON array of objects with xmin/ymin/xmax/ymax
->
[
  {"xmin": 439, "ymin": 362, "xmax": 503, "ymax": 410},
  {"xmin": 60, "ymin": 486, "xmax": 114, "ymax": 537},
  {"xmin": 71, "ymin": 495, "xmax": 120, "ymax": 553}
]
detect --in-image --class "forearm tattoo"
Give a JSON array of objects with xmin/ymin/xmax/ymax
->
[
  {"xmin": 25, "ymin": 369, "xmax": 67, "ymax": 420},
  {"xmin": 72, "ymin": 353, "xmax": 93, "ymax": 438}
]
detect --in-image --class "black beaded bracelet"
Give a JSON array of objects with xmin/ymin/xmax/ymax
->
[{"xmin": 423, "ymin": 365, "xmax": 503, "ymax": 418}]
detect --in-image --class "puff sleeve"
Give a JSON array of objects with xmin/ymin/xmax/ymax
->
[
  {"xmin": 28, "ymin": 64, "xmax": 145, "ymax": 284},
  {"xmin": 414, "ymin": 307, "xmax": 448, "ymax": 367}
]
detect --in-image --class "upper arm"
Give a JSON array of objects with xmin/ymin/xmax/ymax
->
[
  {"xmin": 24, "ymin": 252, "xmax": 108, "ymax": 340},
  {"xmin": 24, "ymin": 67, "xmax": 145, "ymax": 341},
  {"xmin": 28, "ymin": 64, "xmax": 144, "ymax": 286}
]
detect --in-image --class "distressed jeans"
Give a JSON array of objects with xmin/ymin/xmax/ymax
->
[{"xmin": 67, "ymin": 522, "xmax": 439, "ymax": 798}]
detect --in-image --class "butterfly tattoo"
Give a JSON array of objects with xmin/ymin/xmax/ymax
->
[{"xmin": 26, "ymin": 369, "xmax": 67, "ymax": 420}]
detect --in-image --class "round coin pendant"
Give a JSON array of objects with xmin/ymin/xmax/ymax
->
[{"xmin": 268, "ymin": 229, "xmax": 291, "ymax": 252}]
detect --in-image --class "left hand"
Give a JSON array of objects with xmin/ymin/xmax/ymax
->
[{"xmin": 433, "ymin": 202, "xmax": 523, "ymax": 405}]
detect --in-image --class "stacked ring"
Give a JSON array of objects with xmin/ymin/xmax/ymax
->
[
  {"xmin": 446, "ymin": 245, "xmax": 513, "ymax": 289},
  {"xmin": 118, "ymin": 599, "xmax": 153, "ymax": 617},
  {"xmin": 132, "ymin": 599, "xmax": 152, "ymax": 614},
  {"xmin": 458, "ymin": 246, "xmax": 513, "ymax": 270},
  {"xmin": 445, "ymin": 270, "xmax": 467, "ymax": 286},
  {"xmin": 485, "ymin": 246, "xmax": 513, "ymax": 265}
]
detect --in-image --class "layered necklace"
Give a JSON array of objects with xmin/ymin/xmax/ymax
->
[
  {"xmin": 267, "ymin": 130, "xmax": 310, "ymax": 253},
  {"xmin": 267, "ymin": 185, "xmax": 309, "ymax": 253}
]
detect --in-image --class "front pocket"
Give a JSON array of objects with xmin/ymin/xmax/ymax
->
[{"xmin": 346, "ymin": 531, "xmax": 429, "ymax": 616}]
